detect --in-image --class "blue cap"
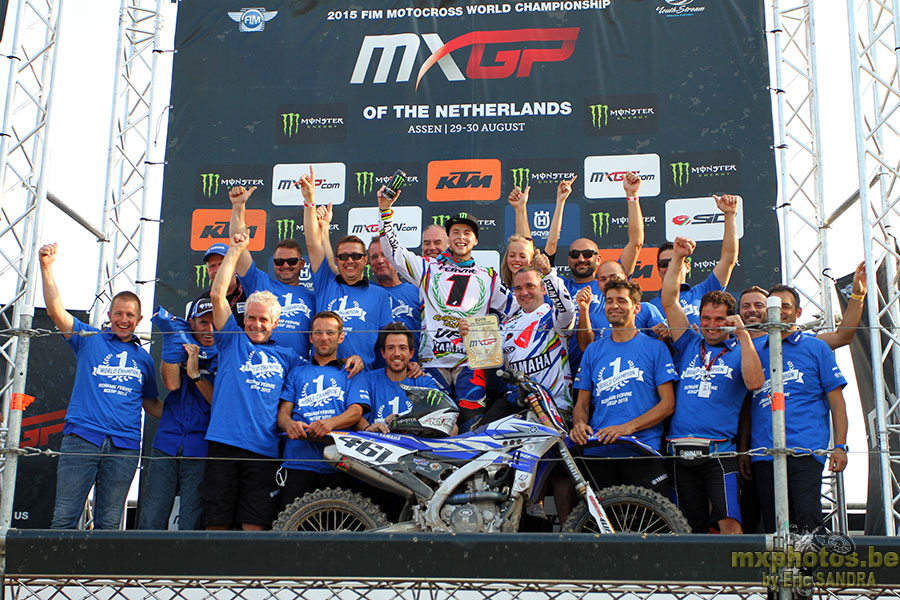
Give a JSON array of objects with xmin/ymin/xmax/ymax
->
[{"xmin": 203, "ymin": 243, "xmax": 228, "ymax": 261}]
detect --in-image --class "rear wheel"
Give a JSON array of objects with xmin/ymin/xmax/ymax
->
[
  {"xmin": 561, "ymin": 485, "xmax": 690, "ymax": 534},
  {"xmin": 272, "ymin": 487, "xmax": 390, "ymax": 532}
]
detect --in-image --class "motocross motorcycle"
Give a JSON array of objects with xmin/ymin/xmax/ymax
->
[{"xmin": 273, "ymin": 370, "xmax": 689, "ymax": 534}]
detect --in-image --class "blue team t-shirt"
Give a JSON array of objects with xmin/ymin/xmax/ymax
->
[
  {"xmin": 374, "ymin": 281, "xmax": 422, "ymax": 364},
  {"xmin": 63, "ymin": 318, "xmax": 158, "ymax": 450},
  {"xmin": 668, "ymin": 330, "xmax": 747, "ymax": 445},
  {"xmin": 649, "ymin": 271, "xmax": 724, "ymax": 327},
  {"xmin": 585, "ymin": 296, "xmax": 666, "ymax": 339},
  {"xmin": 313, "ymin": 267, "xmax": 392, "ymax": 367},
  {"xmin": 750, "ymin": 331, "xmax": 847, "ymax": 464},
  {"xmin": 359, "ymin": 369, "xmax": 440, "ymax": 423},
  {"xmin": 280, "ymin": 361, "xmax": 370, "ymax": 473},
  {"xmin": 241, "ymin": 260, "xmax": 314, "ymax": 359},
  {"xmin": 574, "ymin": 333, "xmax": 677, "ymax": 456},
  {"xmin": 206, "ymin": 315, "xmax": 298, "ymax": 457}
]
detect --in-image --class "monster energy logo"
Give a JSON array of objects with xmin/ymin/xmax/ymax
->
[
  {"xmin": 201, "ymin": 173, "xmax": 220, "ymax": 197},
  {"xmin": 432, "ymin": 215, "xmax": 449, "ymax": 226},
  {"xmin": 277, "ymin": 219, "xmax": 296, "ymax": 241},
  {"xmin": 356, "ymin": 171, "xmax": 374, "ymax": 195},
  {"xmin": 510, "ymin": 168, "xmax": 530, "ymax": 189},
  {"xmin": 591, "ymin": 212, "xmax": 610, "ymax": 237},
  {"xmin": 671, "ymin": 162, "xmax": 690, "ymax": 188},
  {"xmin": 282, "ymin": 113, "xmax": 300, "ymax": 137},
  {"xmin": 589, "ymin": 104, "xmax": 609, "ymax": 129},
  {"xmin": 195, "ymin": 264, "xmax": 210, "ymax": 288}
]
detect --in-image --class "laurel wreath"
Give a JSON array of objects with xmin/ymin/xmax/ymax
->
[{"xmin": 430, "ymin": 271, "xmax": 487, "ymax": 317}]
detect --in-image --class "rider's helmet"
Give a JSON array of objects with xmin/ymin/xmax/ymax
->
[{"xmin": 389, "ymin": 385, "xmax": 459, "ymax": 437}]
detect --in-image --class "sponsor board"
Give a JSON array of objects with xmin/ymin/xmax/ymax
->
[
  {"xmin": 665, "ymin": 196, "xmax": 744, "ymax": 242},
  {"xmin": 584, "ymin": 94, "xmax": 658, "ymax": 136},
  {"xmin": 427, "ymin": 159, "xmax": 502, "ymax": 202},
  {"xmin": 594, "ymin": 247, "xmax": 662, "ymax": 293},
  {"xmin": 196, "ymin": 165, "xmax": 267, "ymax": 204},
  {"xmin": 277, "ymin": 104, "xmax": 347, "ymax": 144},
  {"xmin": 350, "ymin": 162, "xmax": 423, "ymax": 199},
  {"xmin": 429, "ymin": 212, "xmax": 497, "ymax": 232},
  {"xmin": 271, "ymin": 162, "xmax": 346, "ymax": 206},
  {"xmin": 506, "ymin": 159, "xmax": 578, "ymax": 192},
  {"xmin": 504, "ymin": 203, "xmax": 579, "ymax": 243},
  {"xmin": 667, "ymin": 149, "xmax": 740, "ymax": 194},
  {"xmin": 657, "ymin": 0, "xmax": 707, "ymax": 18},
  {"xmin": 348, "ymin": 206, "xmax": 422, "ymax": 248},
  {"xmin": 190, "ymin": 209, "xmax": 266, "ymax": 251},
  {"xmin": 472, "ymin": 250, "xmax": 500, "ymax": 273},
  {"xmin": 584, "ymin": 154, "xmax": 660, "ymax": 199},
  {"xmin": 227, "ymin": 7, "xmax": 277, "ymax": 32},
  {"xmin": 350, "ymin": 28, "xmax": 580, "ymax": 88}
]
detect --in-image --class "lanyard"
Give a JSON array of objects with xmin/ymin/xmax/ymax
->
[{"xmin": 699, "ymin": 340, "xmax": 729, "ymax": 377}]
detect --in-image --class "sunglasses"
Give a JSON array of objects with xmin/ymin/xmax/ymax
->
[
  {"xmin": 273, "ymin": 257, "xmax": 300, "ymax": 267},
  {"xmin": 568, "ymin": 249, "xmax": 597, "ymax": 259},
  {"xmin": 657, "ymin": 258, "xmax": 671, "ymax": 269},
  {"xmin": 337, "ymin": 252, "xmax": 366, "ymax": 261}
]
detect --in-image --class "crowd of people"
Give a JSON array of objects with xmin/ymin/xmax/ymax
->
[{"xmin": 39, "ymin": 168, "xmax": 868, "ymax": 533}]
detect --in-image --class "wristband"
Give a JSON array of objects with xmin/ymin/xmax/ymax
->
[
  {"xmin": 380, "ymin": 208, "xmax": 393, "ymax": 219},
  {"xmin": 850, "ymin": 293, "xmax": 865, "ymax": 302},
  {"xmin": 190, "ymin": 375, "xmax": 203, "ymax": 384},
  {"xmin": 833, "ymin": 443, "xmax": 848, "ymax": 452},
  {"xmin": 626, "ymin": 196, "xmax": 639, "ymax": 202}
]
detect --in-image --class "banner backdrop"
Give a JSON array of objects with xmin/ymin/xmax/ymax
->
[{"xmin": 158, "ymin": 0, "xmax": 778, "ymax": 317}]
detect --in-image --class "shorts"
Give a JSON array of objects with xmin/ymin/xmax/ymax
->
[
  {"xmin": 670, "ymin": 453, "xmax": 741, "ymax": 533},
  {"xmin": 200, "ymin": 441, "xmax": 280, "ymax": 528}
]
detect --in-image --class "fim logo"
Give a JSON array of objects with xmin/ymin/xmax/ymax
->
[
  {"xmin": 510, "ymin": 167, "xmax": 531, "ymax": 189},
  {"xmin": 589, "ymin": 104, "xmax": 609, "ymax": 129},
  {"xmin": 591, "ymin": 212, "xmax": 611, "ymax": 237},
  {"xmin": 277, "ymin": 218, "xmax": 297, "ymax": 241},
  {"xmin": 533, "ymin": 210, "xmax": 551, "ymax": 229},
  {"xmin": 201, "ymin": 173, "xmax": 220, "ymax": 198},
  {"xmin": 282, "ymin": 113, "xmax": 300, "ymax": 137},
  {"xmin": 195, "ymin": 264, "xmax": 210, "ymax": 289},
  {"xmin": 356, "ymin": 172, "xmax": 375, "ymax": 195},
  {"xmin": 671, "ymin": 162, "xmax": 690, "ymax": 188},
  {"xmin": 228, "ymin": 8, "xmax": 278, "ymax": 32}
]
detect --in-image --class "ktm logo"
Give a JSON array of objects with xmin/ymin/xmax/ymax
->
[
  {"xmin": 190, "ymin": 209, "xmax": 267, "ymax": 251},
  {"xmin": 351, "ymin": 28, "xmax": 579, "ymax": 90},
  {"xmin": 427, "ymin": 159, "xmax": 501, "ymax": 202},
  {"xmin": 597, "ymin": 247, "xmax": 662, "ymax": 292}
]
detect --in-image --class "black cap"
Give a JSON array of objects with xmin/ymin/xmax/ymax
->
[
  {"xmin": 189, "ymin": 297, "xmax": 214, "ymax": 319},
  {"xmin": 444, "ymin": 212, "xmax": 479, "ymax": 239}
]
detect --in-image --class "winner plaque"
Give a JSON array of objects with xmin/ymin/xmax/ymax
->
[{"xmin": 463, "ymin": 315, "xmax": 503, "ymax": 369}]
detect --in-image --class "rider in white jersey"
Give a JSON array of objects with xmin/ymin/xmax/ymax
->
[{"xmin": 377, "ymin": 187, "xmax": 517, "ymax": 431}]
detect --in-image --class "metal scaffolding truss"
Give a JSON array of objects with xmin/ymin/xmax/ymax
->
[{"xmin": 846, "ymin": 0, "xmax": 900, "ymax": 534}]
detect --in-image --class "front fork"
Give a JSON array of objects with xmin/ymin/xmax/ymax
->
[{"xmin": 556, "ymin": 440, "xmax": 615, "ymax": 534}]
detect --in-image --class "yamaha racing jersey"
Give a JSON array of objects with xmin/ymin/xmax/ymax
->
[
  {"xmin": 380, "ymin": 211, "xmax": 516, "ymax": 368},
  {"xmin": 501, "ymin": 269, "xmax": 576, "ymax": 413}
]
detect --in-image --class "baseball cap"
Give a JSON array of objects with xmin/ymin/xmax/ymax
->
[
  {"xmin": 189, "ymin": 297, "xmax": 214, "ymax": 319},
  {"xmin": 444, "ymin": 212, "xmax": 479, "ymax": 239},
  {"xmin": 203, "ymin": 243, "xmax": 228, "ymax": 262}
]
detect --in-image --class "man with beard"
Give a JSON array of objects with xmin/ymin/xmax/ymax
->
[
  {"xmin": 368, "ymin": 237, "xmax": 421, "ymax": 360},
  {"xmin": 570, "ymin": 279, "xmax": 677, "ymax": 495},
  {"xmin": 300, "ymin": 167, "xmax": 392, "ymax": 367},
  {"xmin": 227, "ymin": 185, "xmax": 314, "ymax": 358}
]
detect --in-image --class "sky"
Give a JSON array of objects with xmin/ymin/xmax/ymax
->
[{"xmin": 0, "ymin": 1, "xmax": 878, "ymax": 507}]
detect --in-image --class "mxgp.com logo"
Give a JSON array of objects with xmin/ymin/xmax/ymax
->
[{"xmin": 350, "ymin": 28, "xmax": 579, "ymax": 89}]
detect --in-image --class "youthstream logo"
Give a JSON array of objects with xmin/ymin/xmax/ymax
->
[{"xmin": 590, "ymin": 211, "xmax": 610, "ymax": 237}]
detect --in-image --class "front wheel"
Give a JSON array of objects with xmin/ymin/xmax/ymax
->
[
  {"xmin": 562, "ymin": 484, "xmax": 690, "ymax": 534},
  {"xmin": 272, "ymin": 487, "xmax": 390, "ymax": 532}
]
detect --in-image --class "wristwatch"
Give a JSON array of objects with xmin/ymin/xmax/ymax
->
[
  {"xmin": 833, "ymin": 443, "xmax": 848, "ymax": 452},
  {"xmin": 190, "ymin": 375, "xmax": 203, "ymax": 384}
]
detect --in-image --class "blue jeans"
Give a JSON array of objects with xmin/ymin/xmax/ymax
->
[
  {"xmin": 137, "ymin": 447, "xmax": 205, "ymax": 530},
  {"xmin": 51, "ymin": 434, "xmax": 140, "ymax": 529}
]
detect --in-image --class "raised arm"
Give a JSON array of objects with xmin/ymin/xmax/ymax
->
[
  {"xmin": 712, "ymin": 194, "xmax": 739, "ymax": 286},
  {"xmin": 39, "ymin": 243, "xmax": 75, "ymax": 337},
  {"xmin": 227, "ymin": 186, "xmax": 256, "ymax": 277},
  {"xmin": 509, "ymin": 185, "xmax": 531, "ymax": 238},
  {"xmin": 728, "ymin": 315, "xmax": 764, "ymax": 390},
  {"xmin": 378, "ymin": 186, "xmax": 427, "ymax": 285},
  {"xmin": 575, "ymin": 287, "xmax": 596, "ymax": 350},
  {"xmin": 544, "ymin": 176, "xmax": 575, "ymax": 258},
  {"xmin": 212, "ymin": 232, "xmax": 248, "ymax": 330},
  {"xmin": 537, "ymin": 252, "xmax": 576, "ymax": 332},
  {"xmin": 317, "ymin": 203, "xmax": 339, "ymax": 275},
  {"xmin": 820, "ymin": 261, "xmax": 866, "ymax": 350},
  {"xmin": 300, "ymin": 166, "xmax": 326, "ymax": 273},
  {"xmin": 618, "ymin": 172, "xmax": 644, "ymax": 277},
  {"xmin": 660, "ymin": 236, "xmax": 694, "ymax": 343}
]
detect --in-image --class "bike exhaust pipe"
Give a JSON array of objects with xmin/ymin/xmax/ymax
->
[
  {"xmin": 445, "ymin": 492, "xmax": 507, "ymax": 504},
  {"xmin": 324, "ymin": 445, "xmax": 415, "ymax": 500}
]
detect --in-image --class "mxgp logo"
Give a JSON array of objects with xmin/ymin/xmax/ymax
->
[
  {"xmin": 350, "ymin": 28, "xmax": 579, "ymax": 89},
  {"xmin": 671, "ymin": 162, "xmax": 690, "ymax": 188},
  {"xmin": 21, "ymin": 409, "xmax": 65, "ymax": 447},
  {"xmin": 277, "ymin": 218, "xmax": 296, "ymax": 241},
  {"xmin": 201, "ymin": 173, "xmax": 220, "ymax": 198},
  {"xmin": 591, "ymin": 212, "xmax": 611, "ymax": 237},
  {"xmin": 510, "ymin": 168, "xmax": 530, "ymax": 189},
  {"xmin": 589, "ymin": 104, "xmax": 608, "ymax": 129}
]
